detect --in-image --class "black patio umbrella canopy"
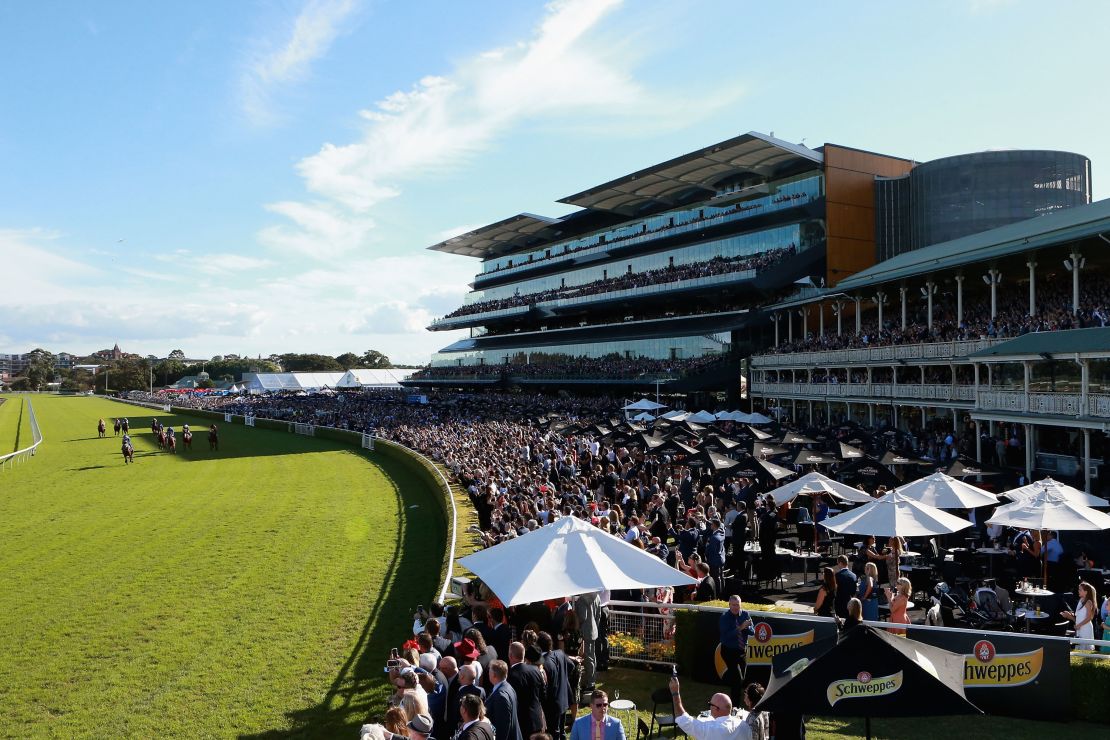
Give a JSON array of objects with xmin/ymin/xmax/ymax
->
[{"xmin": 756, "ymin": 626, "xmax": 980, "ymax": 739}]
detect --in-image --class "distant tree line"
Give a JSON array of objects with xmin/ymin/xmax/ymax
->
[{"xmin": 1, "ymin": 348, "xmax": 412, "ymax": 393}]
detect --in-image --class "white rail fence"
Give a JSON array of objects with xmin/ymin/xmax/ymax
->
[{"xmin": 1, "ymin": 397, "xmax": 44, "ymax": 471}]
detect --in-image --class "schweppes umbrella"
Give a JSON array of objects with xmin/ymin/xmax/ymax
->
[{"xmin": 756, "ymin": 626, "xmax": 980, "ymax": 739}]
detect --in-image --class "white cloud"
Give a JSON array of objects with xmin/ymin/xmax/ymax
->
[
  {"xmin": 240, "ymin": 0, "xmax": 360, "ymax": 126},
  {"xmin": 0, "ymin": 228, "xmax": 101, "ymax": 306}
]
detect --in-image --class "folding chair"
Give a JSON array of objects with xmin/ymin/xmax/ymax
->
[{"xmin": 648, "ymin": 686, "xmax": 681, "ymax": 737}]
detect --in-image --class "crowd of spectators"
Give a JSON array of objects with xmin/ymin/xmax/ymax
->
[
  {"xmin": 443, "ymin": 246, "xmax": 796, "ymax": 320},
  {"xmin": 409, "ymin": 355, "xmax": 725, "ymax": 381},
  {"xmin": 479, "ymin": 189, "xmax": 811, "ymax": 279},
  {"xmin": 765, "ymin": 281, "xmax": 1110, "ymax": 355}
]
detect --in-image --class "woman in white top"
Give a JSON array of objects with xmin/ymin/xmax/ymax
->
[{"xmin": 1062, "ymin": 581, "xmax": 1098, "ymax": 651}]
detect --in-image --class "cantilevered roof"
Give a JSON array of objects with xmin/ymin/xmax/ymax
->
[
  {"xmin": 834, "ymin": 197, "xmax": 1110, "ymax": 292},
  {"xmin": 558, "ymin": 132, "xmax": 823, "ymax": 216},
  {"xmin": 967, "ymin": 327, "xmax": 1110, "ymax": 361},
  {"xmin": 428, "ymin": 213, "xmax": 563, "ymax": 258}
]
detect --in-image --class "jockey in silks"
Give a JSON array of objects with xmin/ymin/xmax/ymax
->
[
  {"xmin": 122, "ymin": 433, "xmax": 132, "ymax": 448},
  {"xmin": 182, "ymin": 423, "xmax": 190, "ymax": 435},
  {"xmin": 166, "ymin": 426, "xmax": 175, "ymax": 440}
]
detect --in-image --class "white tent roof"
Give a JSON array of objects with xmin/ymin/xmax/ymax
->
[
  {"xmin": 457, "ymin": 516, "xmax": 696, "ymax": 606},
  {"xmin": 291, "ymin": 372, "xmax": 346, "ymax": 390},
  {"xmin": 336, "ymin": 368, "xmax": 415, "ymax": 388},
  {"xmin": 766, "ymin": 472, "xmax": 873, "ymax": 505},
  {"xmin": 623, "ymin": 398, "xmax": 667, "ymax": 410},
  {"xmin": 822, "ymin": 490, "xmax": 973, "ymax": 538},
  {"xmin": 687, "ymin": 410, "xmax": 718, "ymax": 423},
  {"xmin": 894, "ymin": 472, "xmax": 998, "ymax": 509},
  {"xmin": 1002, "ymin": 477, "xmax": 1109, "ymax": 507}
]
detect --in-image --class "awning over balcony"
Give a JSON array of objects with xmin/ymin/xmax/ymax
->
[
  {"xmin": 967, "ymin": 326, "xmax": 1110, "ymax": 361},
  {"xmin": 427, "ymin": 213, "xmax": 563, "ymax": 258}
]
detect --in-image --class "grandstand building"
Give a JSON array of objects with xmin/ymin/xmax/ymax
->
[{"xmin": 415, "ymin": 131, "xmax": 1092, "ymax": 407}]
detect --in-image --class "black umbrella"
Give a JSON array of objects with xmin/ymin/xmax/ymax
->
[
  {"xmin": 880, "ymin": 451, "xmax": 933, "ymax": 466},
  {"xmin": 838, "ymin": 442, "xmax": 865, "ymax": 459},
  {"xmin": 793, "ymin": 450, "xmax": 839, "ymax": 466},
  {"xmin": 837, "ymin": 457, "xmax": 900, "ymax": 489},
  {"xmin": 703, "ymin": 434, "xmax": 742, "ymax": 452},
  {"xmin": 656, "ymin": 438, "xmax": 700, "ymax": 457},
  {"xmin": 692, "ymin": 448, "xmax": 742, "ymax": 474},
  {"xmin": 780, "ymin": 431, "xmax": 819, "ymax": 445},
  {"xmin": 753, "ymin": 441, "xmax": 790, "ymax": 458},
  {"xmin": 635, "ymin": 433, "xmax": 667, "ymax": 452},
  {"xmin": 756, "ymin": 626, "xmax": 980, "ymax": 739},
  {"xmin": 947, "ymin": 456, "xmax": 1005, "ymax": 478}
]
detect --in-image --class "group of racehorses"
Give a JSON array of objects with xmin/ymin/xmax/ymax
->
[{"xmin": 99, "ymin": 416, "xmax": 218, "ymax": 464}]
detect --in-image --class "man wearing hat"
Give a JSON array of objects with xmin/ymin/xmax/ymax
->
[{"xmin": 407, "ymin": 713, "xmax": 436, "ymax": 740}]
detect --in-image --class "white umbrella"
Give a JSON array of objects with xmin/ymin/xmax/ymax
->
[
  {"xmin": 457, "ymin": 516, "xmax": 695, "ymax": 606},
  {"xmin": 661, "ymin": 410, "xmax": 689, "ymax": 420},
  {"xmin": 822, "ymin": 490, "xmax": 973, "ymax": 538},
  {"xmin": 747, "ymin": 412, "xmax": 774, "ymax": 425},
  {"xmin": 766, "ymin": 471, "xmax": 874, "ymax": 505},
  {"xmin": 632, "ymin": 411, "xmax": 656, "ymax": 422},
  {"xmin": 623, "ymin": 398, "xmax": 667, "ymax": 411},
  {"xmin": 687, "ymin": 410, "xmax": 718, "ymax": 424},
  {"xmin": 988, "ymin": 489, "xmax": 1110, "ymax": 531},
  {"xmin": 894, "ymin": 472, "xmax": 998, "ymax": 510},
  {"xmin": 1002, "ymin": 477, "xmax": 1109, "ymax": 507}
]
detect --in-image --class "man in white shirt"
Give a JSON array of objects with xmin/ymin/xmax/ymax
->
[{"xmin": 668, "ymin": 675, "xmax": 750, "ymax": 740}]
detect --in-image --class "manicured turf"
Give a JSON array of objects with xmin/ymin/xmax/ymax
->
[
  {"xmin": 0, "ymin": 395, "xmax": 23, "ymax": 452},
  {"xmin": 0, "ymin": 395, "xmax": 445, "ymax": 738}
]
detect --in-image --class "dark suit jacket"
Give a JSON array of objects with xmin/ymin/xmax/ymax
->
[
  {"xmin": 508, "ymin": 662, "xmax": 546, "ymax": 739},
  {"xmin": 491, "ymin": 623, "xmax": 512, "ymax": 662},
  {"xmin": 541, "ymin": 649, "xmax": 570, "ymax": 714},
  {"xmin": 459, "ymin": 720, "xmax": 496, "ymax": 740},
  {"xmin": 443, "ymin": 673, "xmax": 461, "ymax": 737},
  {"xmin": 485, "ymin": 681, "xmax": 524, "ymax": 740},
  {"xmin": 694, "ymin": 575, "xmax": 717, "ymax": 602}
]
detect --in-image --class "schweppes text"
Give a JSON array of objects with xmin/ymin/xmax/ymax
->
[
  {"xmin": 745, "ymin": 623, "xmax": 815, "ymax": 665},
  {"xmin": 963, "ymin": 647, "xmax": 1043, "ymax": 687},
  {"xmin": 826, "ymin": 671, "xmax": 903, "ymax": 707}
]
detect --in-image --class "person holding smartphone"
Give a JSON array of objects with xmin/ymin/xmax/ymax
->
[{"xmin": 719, "ymin": 595, "xmax": 755, "ymax": 706}]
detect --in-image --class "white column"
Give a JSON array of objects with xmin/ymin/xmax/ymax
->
[
  {"xmin": 1084, "ymin": 428, "xmax": 1092, "ymax": 493},
  {"xmin": 1067, "ymin": 251, "xmax": 1084, "ymax": 314},
  {"xmin": 788, "ymin": 311, "xmax": 793, "ymax": 342},
  {"xmin": 1023, "ymin": 360, "xmax": 1030, "ymax": 396},
  {"xmin": 899, "ymin": 285, "xmax": 908, "ymax": 329},
  {"xmin": 868, "ymin": 403, "xmax": 875, "ymax": 427},
  {"xmin": 1081, "ymin": 359, "xmax": 1089, "ymax": 416},
  {"xmin": 975, "ymin": 420, "xmax": 982, "ymax": 462},
  {"xmin": 800, "ymin": 308, "xmax": 808, "ymax": 339},
  {"xmin": 985, "ymin": 269, "xmax": 1001, "ymax": 318},
  {"xmin": 835, "ymin": 301, "xmax": 844, "ymax": 336},
  {"xmin": 925, "ymin": 279, "xmax": 936, "ymax": 329},
  {"xmin": 875, "ymin": 291, "xmax": 886, "ymax": 331},
  {"xmin": 773, "ymin": 313, "xmax": 780, "ymax": 346},
  {"xmin": 1027, "ymin": 258, "xmax": 1037, "ymax": 316},
  {"xmin": 854, "ymin": 296, "xmax": 862, "ymax": 334},
  {"xmin": 1024, "ymin": 424, "xmax": 1034, "ymax": 481},
  {"xmin": 955, "ymin": 274, "xmax": 965, "ymax": 325},
  {"xmin": 819, "ymin": 304, "xmax": 825, "ymax": 337}
]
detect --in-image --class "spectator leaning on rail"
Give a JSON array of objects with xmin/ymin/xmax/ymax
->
[{"xmin": 668, "ymin": 675, "xmax": 750, "ymax": 740}]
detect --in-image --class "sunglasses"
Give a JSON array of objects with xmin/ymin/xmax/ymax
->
[
  {"xmin": 594, "ymin": 702, "xmax": 608, "ymax": 708},
  {"xmin": 707, "ymin": 702, "xmax": 726, "ymax": 711}
]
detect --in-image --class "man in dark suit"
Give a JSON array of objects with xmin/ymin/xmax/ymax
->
[
  {"xmin": 538, "ymin": 631, "xmax": 570, "ymax": 739},
  {"xmin": 693, "ymin": 562, "xmax": 717, "ymax": 602},
  {"xmin": 489, "ymin": 607, "xmax": 512, "ymax": 661},
  {"xmin": 458, "ymin": 694, "xmax": 495, "ymax": 740},
  {"xmin": 507, "ymin": 642, "xmax": 546, "ymax": 740},
  {"xmin": 834, "ymin": 554, "xmax": 858, "ymax": 619},
  {"xmin": 485, "ymin": 660, "xmax": 523, "ymax": 740},
  {"xmin": 439, "ymin": 656, "xmax": 461, "ymax": 740},
  {"xmin": 573, "ymin": 591, "xmax": 600, "ymax": 690}
]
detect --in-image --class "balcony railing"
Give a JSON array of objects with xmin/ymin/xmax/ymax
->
[
  {"xmin": 750, "ymin": 339, "xmax": 1006, "ymax": 368},
  {"xmin": 750, "ymin": 382, "xmax": 976, "ymax": 403}
]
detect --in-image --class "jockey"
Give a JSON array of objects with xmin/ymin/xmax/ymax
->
[
  {"xmin": 182, "ymin": 423, "xmax": 190, "ymax": 434},
  {"xmin": 166, "ymin": 426, "xmax": 175, "ymax": 438},
  {"xmin": 122, "ymin": 433, "xmax": 132, "ymax": 447}
]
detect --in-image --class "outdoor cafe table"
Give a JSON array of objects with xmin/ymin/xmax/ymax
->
[
  {"xmin": 1014, "ymin": 607, "xmax": 1053, "ymax": 633},
  {"xmin": 975, "ymin": 546, "xmax": 1009, "ymax": 576},
  {"xmin": 790, "ymin": 550, "xmax": 824, "ymax": 587}
]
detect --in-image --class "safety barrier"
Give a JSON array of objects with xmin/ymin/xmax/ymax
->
[{"xmin": 1, "ymin": 398, "xmax": 44, "ymax": 470}]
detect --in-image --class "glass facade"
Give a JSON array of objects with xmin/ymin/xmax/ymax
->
[
  {"xmin": 479, "ymin": 173, "xmax": 823, "ymax": 276},
  {"xmin": 431, "ymin": 332, "xmax": 731, "ymax": 367},
  {"xmin": 875, "ymin": 150, "xmax": 1091, "ymax": 258},
  {"xmin": 465, "ymin": 223, "xmax": 804, "ymax": 304}
]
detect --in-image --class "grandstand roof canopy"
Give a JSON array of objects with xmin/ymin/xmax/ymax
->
[
  {"xmin": 558, "ymin": 132, "xmax": 823, "ymax": 216},
  {"xmin": 427, "ymin": 212, "xmax": 563, "ymax": 258},
  {"xmin": 834, "ymin": 197, "xmax": 1110, "ymax": 292},
  {"xmin": 336, "ymin": 368, "xmax": 414, "ymax": 388},
  {"xmin": 968, "ymin": 327, "xmax": 1110, "ymax": 361}
]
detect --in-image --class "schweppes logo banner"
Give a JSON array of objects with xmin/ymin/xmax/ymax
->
[
  {"xmin": 826, "ymin": 670, "xmax": 904, "ymax": 707},
  {"xmin": 964, "ymin": 641, "xmax": 1043, "ymax": 687},
  {"xmin": 714, "ymin": 621, "xmax": 815, "ymax": 673}
]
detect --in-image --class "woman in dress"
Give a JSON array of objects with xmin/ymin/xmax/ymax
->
[
  {"xmin": 1062, "ymin": 581, "xmax": 1098, "ymax": 651},
  {"xmin": 813, "ymin": 567, "xmax": 836, "ymax": 618},
  {"xmin": 884, "ymin": 536, "xmax": 905, "ymax": 586},
  {"xmin": 884, "ymin": 577, "xmax": 912, "ymax": 636},
  {"xmin": 559, "ymin": 609, "xmax": 584, "ymax": 716},
  {"xmin": 858, "ymin": 562, "xmax": 880, "ymax": 622}
]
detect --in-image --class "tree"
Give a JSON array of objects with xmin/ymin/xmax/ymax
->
[
  {"xmin": 25, "ymin": 348, "xmax": 57, "ymax": 391},
  {"xmin": 168, "ymin": 349, "xmax": 186, "ymax": 360},
  {"xmin": 154, "ymin": 358, "xmax": 187, "ymax": 387},
  {"xmin": 360, "ymin": 349, "xmax": 392, "ymax": 368},
  {"xmin": 94, "ymin": 358, "xmax": 150, "ymax": 394},
  {"xmin": 61, "ymin": 368, "xmax": 94, "ymax": 392},
  {"xmin": 277, "ymin": 353, "xmax": 343, "ymax": 372},
  {"xmin": 335, "ymin": 352, "xmax": 361, "ymax": 370}
]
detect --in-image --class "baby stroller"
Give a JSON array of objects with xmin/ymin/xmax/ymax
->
[
  {"xmin": 927, "ymin": 582, "xmax": 966, "ymax": 627},
  {"xmin": 967, "ymin": 585, "xmax": 1015, "ymax": 631}
]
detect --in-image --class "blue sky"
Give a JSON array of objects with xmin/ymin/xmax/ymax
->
[{"xmin": 2, "ymin": 0, "xmax": 1108, "ymax": 364}]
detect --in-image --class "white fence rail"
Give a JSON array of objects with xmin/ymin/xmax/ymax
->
[
  {"xmin": 0, "ymin": 398, "xmax": 44, "ymax": 470},
  {"xmin": 751, "ymin": 339, "xmax": 1004, "ymax": 368}
]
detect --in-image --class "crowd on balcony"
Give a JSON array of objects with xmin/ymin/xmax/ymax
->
[
  {"xmin": 764, "ymin": 279, "xmax": 1110, "ymax": 355},
  {"xmin": 442, "ymin": 246, "xmax": 796, "ymax": 321},
  {"xmin": 480, "ymin": 189, "xmax": 812, "ymax": 278},
  {"xmin": 408, "ymin": 354, "xmax": 725, "ymax": 381}
]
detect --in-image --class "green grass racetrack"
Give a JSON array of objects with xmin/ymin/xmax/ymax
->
[{"xmin": 0, "ymin": 395, "xmax": 445, "ymax": 738}]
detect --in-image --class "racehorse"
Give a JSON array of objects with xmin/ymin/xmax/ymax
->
[
  {"xmin": 121, "ymin": 441, "xmax": 134, "ymax": 464},
  {"xmin": 113, "ymin": 418, "xmax": 121, "ymax": 437},
  {"xmin": 152, "ymin": 419, "xmax": 162, "ymax": 435},
  {"xmin": 166, "ymin": 434, "xmax": 177, "ymax": 454},
  {"xmin": 208, "ymin": 426, "xmax": 219, "ymax": 451},
  {"xmin": 157, "ymin": 429, "xmax": 167, "ymax": 449},
  {"xmin": 98, "ymin": 419, "xmax": 106, "ymax": 438},
  {"xmin": 122, "ymin": 418, "xmax": 130, "ymax": 433},
  {"xmin": 182, "ymin": 430, "xmax": 193, "ymax": 450}
]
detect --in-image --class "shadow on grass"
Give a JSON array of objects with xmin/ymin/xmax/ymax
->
[
  {"xmin": 238, "ymin": 451, "xmax": 447, "ymax": 739},
  {"xmin": 71, "ymin": 465, "xmax": 109, "ymax": 471}
]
